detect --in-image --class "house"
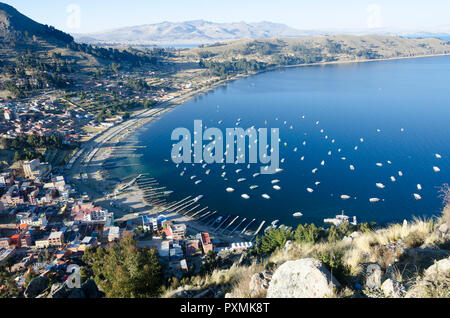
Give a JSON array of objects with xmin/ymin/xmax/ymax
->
[
  {"xmin": 72, "ymin": 204, "xmax": 112, "ymax": 224},
  {"xmin": 23, "ymin": 159, "xmax": 51, "ymax": 180},
  {"xmin": 48, "ymin": 231, "xmax": 64, "ymax": 246},
  {"xmin": 172, "ymin": 224, "xmax": 186, "ymax": 240},
  {"xmin": 0, "ymin": 238, "xmax": 11, "ymax": 249},
  {"xmin": 35, "ymin": 236, "xmax": 49, "ymax": 249},
  {"xmin": 20, "ymin": 214, "xmax": 48, "ymax": 228},
  {"xmin": 186, "ymin": 240, "xmax": 200, "ymax": 257},
  {"xmin": 106, "ymin": 226, "xmax": 121, "ymax": 242},
  {"xmin": 142, "ymin": 215, "xmax": 158, "ymax": 232},
  {"xmin": 200, "ymin": 233, "xmax": 213, "ymax": 255}
]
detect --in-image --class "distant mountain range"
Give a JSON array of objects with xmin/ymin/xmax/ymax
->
[
  {"xmin": 73, "ymin": 20, "xmax": 322, "ymax": 46},
  {"xmin": 73, "ymin": 20, "xmax": 450, "ymax": 47}
]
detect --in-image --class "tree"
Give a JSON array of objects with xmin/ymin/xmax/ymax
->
[{"xmin": 82, "ymin": 233, "xmax": 163, "ymax": 298}]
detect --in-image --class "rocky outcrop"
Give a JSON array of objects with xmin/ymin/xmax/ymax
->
[
  {"xmin": 24, "ymin": 276, "xmax": 49, "ymax": 298},
  {"xmin": 249, "ymin": 271, "xmax": 272, "ymax": 297},
  {"xmin": 266, "ymin": 258, "xmax": 340, "ymax": 298}
]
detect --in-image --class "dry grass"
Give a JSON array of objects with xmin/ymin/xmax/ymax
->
[
  {"xmin": 407, "ymin": 273, "xmax": 450, "ymax": 298},
  {"xmin": 344, "ymin": 217, "xmax": 437, "ymax": 274},
  {"xmin": 168, "ymin": 204, "xmax": 450, "ymax": 298}
]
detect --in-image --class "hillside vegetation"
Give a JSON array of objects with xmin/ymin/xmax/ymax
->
[
  {"xmin": 183, "ymin": 35, "xmax": 450, "ymax": 77},
  {"xmin": 164, "ymin": 188, "xmax": 450, "ymax": 298}
]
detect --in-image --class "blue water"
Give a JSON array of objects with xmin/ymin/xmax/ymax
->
[{"xmin": 120, "ymin": 56, "xmax": 450, "ymax": 227}]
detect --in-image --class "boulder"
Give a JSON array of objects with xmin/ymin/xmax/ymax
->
[
  {"xmin": 249, "ymin": 271, "xmax": 272, "ymax": 297},
  {"xmin": 423, "ymin": 256, "xmax": 450, "ymax": 278},
  {"xmin": 365, "ymin": 264, "xmax": 383, "ymax": 289},
  {"xmin": 438, "ymin": 223, "xmax": 448, "ymax": 234},
  {"xmin": 24, "ymin": 276, "xmax": 49, "ymax": 298},
  {"xmin": 284, "ymin": 240, "xmax": 293, "ymax": 252},
  {"xmin": 381, "ymin": 279, "xmax": 405, "ymax": 298},
  {"xmin": 342, "ymin": 236, "xmax": 353, "ymax": 244},
  {"xmin": 267, "ymin": 258, "xmax": 340, "ymax": 298}
]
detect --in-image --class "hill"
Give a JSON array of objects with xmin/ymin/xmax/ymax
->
[
  {"xmin": 0, "ymin": 2, "xmax": 73, "ymax": 46},
  {"xmin": 74, "ymin": 20, "xmax": 318, "ymax": 46}
]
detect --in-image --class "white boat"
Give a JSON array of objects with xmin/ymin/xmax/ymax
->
[
  {"xmin": 272, "ymin": 220, "xmax": 279, "ymax": 226},
  {"xmin": 236, "ymin": 169, "xmax": 242, "ymax": 173},
  {"xmin": 376, "ymin": 163, "xmax": 383, "ymax": 167},
  {"xmin": 350, "ymin": 165, "xmax": 355, "ymax": 171},
  {"xmin": 391, "ymin": 176, "xmax": 396, "ymax": 182},
  {"xmin": 376, "ymin": 183, "xmax": 386, "ymax": 189},
  {"xmin": 205, "ymin": 170, "xmax": 210, "ymax": 175},
  {"xmin": 275, "ymin": 168, "xmax": 283, "ymax": 173},
  {"xmin": 360, "ymin": 138, "xmax": 364, "ymax": 142},
  {"xmin": 315, "ymin": 182, "xmax": 321, "ymax": 186},
  {"xmin": 273, "ymin": 185, "xmax": 281, "ymax": 190},
  {"xmin": 271, "ymin": 180, "xmax": 280, "ymax": 184},
  {"xmin": 435, "ymin": 153, "xmax": 442, "ymax": 159},
  {"xmin": 321, "ymin": 160, "xmax": 325, "ymax": 166},
  {"xmin": 413, "ymin": 193, "xmax": 422, "ymax": 200},
  {"xmin": 221, "ymin": 172, "xmax": 226, "ymax": 177},
  {"xmin": 307, "ymin": 188, "xmax": 314, "ymax": 193},
  {"xmin": 312, "ymin": 168, "xmax": 318, "ymax": 174},
  {"xmin": 398, "ymin": 171, "xmax": 403, "ymax": 176},
  {"xmin": 250, "ymin": 185, "xmax": 259, "ymax": 190},
  {"xmin": 190, "ymin": 175, "xmax": 197, "ymax": 180},
  {"xmin": 180, "ymin": 171, "xmax": 185, "ymax": 176},
  {"xmin": 340, "ymin": 195, "xmax": 351, "ymax": 200},
  {"xmin": 195, "ymin": 180, "xmax": 202, "ymax": 185},
  {"xmin": 237, "ymin": 178, "xmax": 247, "ymax": 183},
  {"xmin": 262, "ymin": 194, "xmax": 271, "ymax": 199},
  {"xmin": 433, "ymin": 166, "xmax": 441, "ymax": 172},
  {"xmin": 387, "ymin": 160, "xmax": 392, "ymax": 164},
  {"xmin": 301, "ymin": 156, "xmax": 305, "ymax": 161},
  {"xmin": 241, "ymin": 194, "xmax": 250, "ymax": 199},
  {"xmin": 253, "ymin": 173, "xmax": 260, "ymax": 178},
  {"xmin": 293, "ymin": 212, "xmax": 303, "ymax": 217},
  {"xmin": 193, "ymin": 195, "xmax": 204, "ymax": 202},
  {"xmin": 417, "ymin": 184, "xmax": 422, "ymax": 190},
  {"xmin": 369, "ymin": 198, "xmax": 381, "ymax": 203},
  {"xmin": 226, "ymin": 187, "xmax": 235, "ymax": 193}
]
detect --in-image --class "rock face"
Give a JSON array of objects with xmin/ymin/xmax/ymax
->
[
  {"xmin": 365, "ymin": 264, "xmax": 383, "ymax": 289},
  {"xmin": 267, "ymin": 258, "xmax": 340, "ymax": 298},
  {"xmin": 249, "ymin": 271, "xmax": 272, "ymax": 297},
  {"xmin": 24, "ymin": 276, "xmax": 49, "ymax": 298}
]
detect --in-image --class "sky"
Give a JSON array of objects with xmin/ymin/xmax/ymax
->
[{"xmin": 3, "ymin": 0, "xmax": 450, "ymax": 34}]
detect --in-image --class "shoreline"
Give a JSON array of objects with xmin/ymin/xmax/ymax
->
[{"xmin": 69, "ymin": 52, "xmax": 450, "ymax": 241}]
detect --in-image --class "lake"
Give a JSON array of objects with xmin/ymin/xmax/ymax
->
[{"xmin": 116, "ymin": 56, "xmax": 449, "ymax": 228}]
